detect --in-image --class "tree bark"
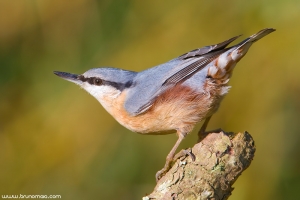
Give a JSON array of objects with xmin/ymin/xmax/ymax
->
[{"xmin": 143, "ymin": 131, "xmax": 255, "ymax": 200}]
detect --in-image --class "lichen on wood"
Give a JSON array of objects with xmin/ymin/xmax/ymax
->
[{"xmin": 143, "ymin": 131, "xmax": 255, "ymax": 200}]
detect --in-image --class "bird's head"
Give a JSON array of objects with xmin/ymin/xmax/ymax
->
[{"xmin": 54, "ymin": 68, "xmax": 136, "ymax": 102}]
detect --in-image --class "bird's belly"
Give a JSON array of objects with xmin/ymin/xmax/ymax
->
[{"xmin": 106, "ymin": 82, "xmax": 227, "ymax": 135}]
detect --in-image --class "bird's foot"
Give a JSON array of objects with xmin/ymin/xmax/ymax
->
[
  {"xmin": 173, "ymin": 148, "xmax": 195, "ymax": 161},
  {"xmin": 155, "ymin": 161, "xmax": 172, "ymax": 182},
  {"xmin": 156, "ymin": 148, "xmax": 196, "ymax": 182},
  {"xmin": 197, "ymin": 128, "xmax": 224, "ymax": 143}
]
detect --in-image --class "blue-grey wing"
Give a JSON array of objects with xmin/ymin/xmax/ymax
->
[
  {"xmin": 178, "ymin": 35, "xmax": 240, "ymax": 59},
  {"xmin": 124, "ymin": 35, "xmax": 240, "ymax": 116}
]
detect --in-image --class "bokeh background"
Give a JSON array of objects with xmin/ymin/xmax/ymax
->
[{"xmin": 1, "ymin": 0, "xmax": 300, "ymax": 199}]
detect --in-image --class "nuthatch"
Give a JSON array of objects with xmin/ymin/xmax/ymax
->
[{"xmin": 54, "ymin": 28, "xmax": 275, "ymax": 181}]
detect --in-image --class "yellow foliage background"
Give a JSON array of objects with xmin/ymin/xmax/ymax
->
[{"xmin": 1, "ymin": 0, "xmax": 300, "ymax": 199}]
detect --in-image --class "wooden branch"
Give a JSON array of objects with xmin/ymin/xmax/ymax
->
[{"xmin": 143, "ymin": 131, "xmax": 255, "ymax": 200}]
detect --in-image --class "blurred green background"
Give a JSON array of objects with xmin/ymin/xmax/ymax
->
[{"xmin": 1, "ymin": 0, "xmax": 299, "ymax": 199}]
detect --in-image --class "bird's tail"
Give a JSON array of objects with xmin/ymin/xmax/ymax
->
[
  {"xmin": 233, "ymin": 28, "xmax": 275, "ymax": 56},
  {"xmin": 207, "ymin": 28, "xmax": 275, "ymax": 80}
]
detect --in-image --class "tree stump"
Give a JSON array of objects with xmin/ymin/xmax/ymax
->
[{"xmin": 143, "ymin": 131, "xmax": 255, "ymax": 200}]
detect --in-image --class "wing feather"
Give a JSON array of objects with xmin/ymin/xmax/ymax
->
[
  {"xmin": 178, "ymin": 35, "xmax": 240, "ymax": 59},
  {"xmin": 162, "ymin": 50, "xmax": 225, "ymax": 86},
  {"xmin": 125, "ymin": 35, "xmax": 240, "ymax": 116}
]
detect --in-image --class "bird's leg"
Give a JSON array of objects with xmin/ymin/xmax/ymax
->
[
  {"xmin": 197, "ymin": 116, "xmax": 212, "ymax": 142},
  {"xmin": 156, "ymin": 131, "xmax": 186, "ymax": 182},
  {"xmin": 197, "ymin": 116, "xmax": 223, "ymax": 142},
  {"xmin": 173, "ymin": 147, "xmax": 196, "ymax": 161}
]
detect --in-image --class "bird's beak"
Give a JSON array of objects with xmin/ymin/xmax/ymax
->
[{"xmin": 53, "ymin": 71, "xmax": 83, "ymax": 86}]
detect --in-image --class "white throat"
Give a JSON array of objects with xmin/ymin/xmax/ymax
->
[{"xmin": 82, "ymin": 84, "xmax": 121, "ymax": 113}]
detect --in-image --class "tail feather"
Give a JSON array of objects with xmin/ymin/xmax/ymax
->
[
  {"xmin": 231, "ymin": 28, "xmax": 275, "ymax": 60},
  {"xmin": 235, "ymin": 28, "xmax": 275, "ymax": 51},
  {"xmin": 245, "ymin": 28, "xmax": 276, "ymax": 44},
  {"xmin": 207, "ymin": 28, "xmax": 275, "ymax": 80}
]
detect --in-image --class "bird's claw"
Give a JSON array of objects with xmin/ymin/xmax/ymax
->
[
  {"xmin": 156, "ymin": 148, "xmax": 196, "ymax": 182},
  {"xmin": 155, "ymin": 168, "xmax": 167, "ymax": 182},
  {"xmin": 174, "ymin": 148, "xmax": 196, "ymax": 161},
  {"xmin": 198, "ymin": 128, "xmax": 224, "ymax": 142}
]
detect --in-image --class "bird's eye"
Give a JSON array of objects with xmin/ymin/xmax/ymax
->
[{"xmin": 94, "ymin": 78, "xmax": 102, "ymax": 85}]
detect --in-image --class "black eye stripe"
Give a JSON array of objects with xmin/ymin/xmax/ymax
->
[
  {"xmin": 77, "ymin": 75, "xmax": 88, "ymax": 82},
  {"xmin": 77, "ymin": 75, "xmax": 133, "ymax": 91},
  {"xmin": 78, "ymin": 76, "xmax": 102, "ymax": 85}
]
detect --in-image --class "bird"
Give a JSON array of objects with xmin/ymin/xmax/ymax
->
[{"xmin": 54, "ymin": 28, "xmax": 275, "ymax": 181}]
